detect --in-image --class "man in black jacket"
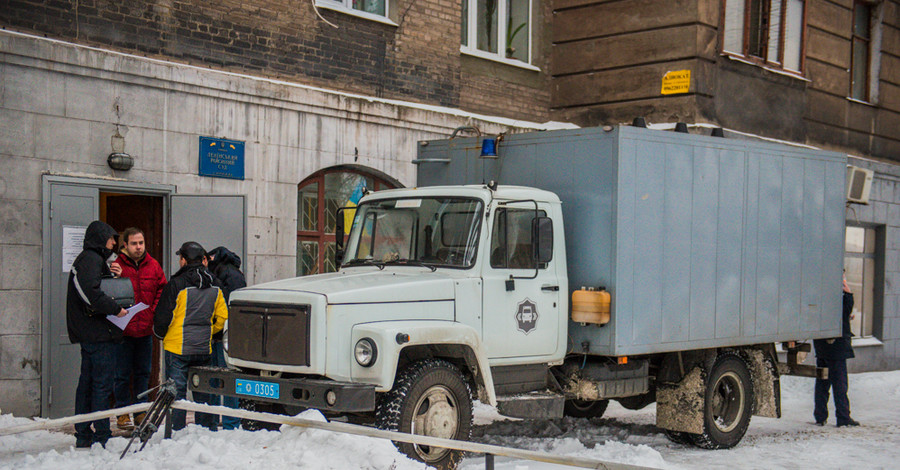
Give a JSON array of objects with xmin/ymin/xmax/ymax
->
[
  {"xmin": 206, "ymin": 246, "xmax": 246, "ymax": 430},
  {"xmin": 66, "ymin": 220, "xmax": 128, "ymax": 448},
  {"xmin": 814, "ymin": 275, "xmax": 860, "ymax": 427}
]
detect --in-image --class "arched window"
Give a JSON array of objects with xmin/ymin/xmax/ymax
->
[{"xmin": 297, "ymin": 167, "xmax": 399, "ymax": 276}]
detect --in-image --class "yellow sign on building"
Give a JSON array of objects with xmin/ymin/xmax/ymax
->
[{"xmin": 661, "ymin": 70, "xmax": 691, "ymax": 95}]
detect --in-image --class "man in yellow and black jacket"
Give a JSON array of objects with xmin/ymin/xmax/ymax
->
[{"xmin": 153, "ymin": 241, "xmax": 228, "ymax": 431}]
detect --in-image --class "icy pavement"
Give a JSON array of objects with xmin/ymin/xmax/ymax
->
[{"xmin": 2, "ymin": 370, "xmax": 898, "ymax": 469}]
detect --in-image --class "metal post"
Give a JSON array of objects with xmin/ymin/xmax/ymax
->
[
  {"xmin": 485, "ymin": 453, "xmax": 494, "ymax": 470},
  {"xmin": 164, "ymin": 408, "xmax": 172, "ymax": 438}
]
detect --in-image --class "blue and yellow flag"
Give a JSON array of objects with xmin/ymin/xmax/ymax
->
[{"xmin": 343, "ymin": 179, "xmax": 366, "ymax": 234}]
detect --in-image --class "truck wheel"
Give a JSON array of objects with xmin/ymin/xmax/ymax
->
[
  {"xmin": 375, "ymin": 359, "xmax": 473, "ymax": 470},
  {"xmin": 692, "ymin": 354, "xmax": 753, "ymax": 449},
  {"xmin": 664, "ymin": 430, "xmax": 695, "ymax": 445},
  {"xmin": 563, "ymin": 399, "xmax": 609, "ymax": 418}
]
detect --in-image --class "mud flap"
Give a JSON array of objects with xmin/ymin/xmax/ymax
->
[
  {"xmin": 744, "ymin": 348, "xmax": 781, "ymax": 419},
  {"xmin": 656, "ymin": 366, "xmax": 705, "ymax": 434}
]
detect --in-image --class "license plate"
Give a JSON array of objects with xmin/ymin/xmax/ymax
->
[{"xmin": 235, "ymin": 379, "xmax": 280, "ymax": 399}]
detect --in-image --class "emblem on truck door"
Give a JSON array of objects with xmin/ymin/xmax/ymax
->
[{"xmin": 515, "ymin": 299, "xmax": 539, "ymax": 334}]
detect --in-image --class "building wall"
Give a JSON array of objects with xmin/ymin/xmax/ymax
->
[
  {"xmin": 0, "ymin": 0, "xmax": 551, "ymax": 123},
  {"xmin": 0, "ymin": 30, "xmax": 552, "ymax": 417},
  {"xmin": 549, "ymin": 0, "xmax": 900, "ymax": 165},
  {"xmin": 844, "ymin": 157, "xmax": 900, "ymax": 372}
]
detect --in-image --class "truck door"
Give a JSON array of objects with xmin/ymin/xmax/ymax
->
[{"xmin": 482, "ymin": 203, "xmax": 560, "ymax": 359}]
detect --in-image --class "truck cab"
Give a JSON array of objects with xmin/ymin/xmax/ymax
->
[{"xmin": 194, "ymin": 184, "xmax": 565, "ymax": 470}]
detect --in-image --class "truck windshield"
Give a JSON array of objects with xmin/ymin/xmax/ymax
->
[{"xmin": 342, "ymin": 197, "xmax": 483, "ymax": 269}]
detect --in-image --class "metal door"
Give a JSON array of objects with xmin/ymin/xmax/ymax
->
[
  {"xmin": 44, "ymin": 184, "xmax": 99, "ymax": 418},
  {"xmin": 169, "ymin": 195, "xmax": 247, "ymax": 275},
  {"xmin": 481, "ymin": 203, "xmax": 561, "ymax": 359}
]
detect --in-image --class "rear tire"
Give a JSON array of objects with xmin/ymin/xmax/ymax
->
[
  {"xmin": 691, "ymin": 354, "xmax": 753, "ymax": 449},
  {"xmin": 563, "ymin": 399, "xmax": 609, "ymax": 419},
  {"xmin": 376, "ymin": 359, "xmax": 473, "ymax": 470}
]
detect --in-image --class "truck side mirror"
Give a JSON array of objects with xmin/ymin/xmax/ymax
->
[
  {"xmin": 335, "ymin": 207, "xmax": 347, "ymax": 268},
  {"xmin": 532, "ymin": 216, "xmax": 553, "ymax": 264}
]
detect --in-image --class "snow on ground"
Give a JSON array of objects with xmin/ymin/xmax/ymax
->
[{"xmin": 2, "ymin": 370, "xmax": 899, "ymax": 470}]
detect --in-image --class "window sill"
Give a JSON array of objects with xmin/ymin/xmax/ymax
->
[
  {"xmin": 846, "ymin": 97, "xmax": 877, "ymax": 107},
  {"xmin": 460, "ymin": 46, "xmax": 541, "ymax": 72},
  {"xmin": 314, "ymin": 1, "xmax": 398, "ymax": 26},
  {"xmin": 852, "ymin": 336, "xmax": 883, "ymax": 347},
  {"xmin": 721, "ymin": 53, "xmax": 810, "ymax": 82}
]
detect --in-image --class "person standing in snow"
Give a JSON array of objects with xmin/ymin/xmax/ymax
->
[
  {"xmin": 111, "ymin": 227, "xmax": 167, "ymax": 431},
  {"xmin": 206, "ymin": 245, "xmax": 246, "ymax": 430},
  {"xmin": 813, "ymin": 274, "xmax": 860, "ymax": 427},
  {"xmin": 153, "ymin": 241, "xmax": 228, "ymax": 431},
  {"xmin": 66, "ymin": 220, "xmax": 128, "ymax": 448}
]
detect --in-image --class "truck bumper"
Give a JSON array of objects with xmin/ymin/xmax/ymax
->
[{"xmin": 188, "ymin": 366, "xmax": 376, "ymax": 413}]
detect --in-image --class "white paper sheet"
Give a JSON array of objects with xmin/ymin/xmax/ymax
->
[{"xmin": 107, "ymin": 302, "xmax": 149, "ymax": 330}]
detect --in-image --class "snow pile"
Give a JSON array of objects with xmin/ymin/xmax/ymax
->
[{"xmin": 0, "ymin": 410, "xmax": 425, "ymax": 470}]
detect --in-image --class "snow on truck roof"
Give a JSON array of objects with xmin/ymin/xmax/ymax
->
[{"xmin": 360, "ymin": 185, "xmax": 561, "ymax": 204}]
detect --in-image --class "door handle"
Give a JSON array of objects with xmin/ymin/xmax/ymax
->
[{"xmin": 541, "ymin": 285, "xmax": 559, "ymax": 292}]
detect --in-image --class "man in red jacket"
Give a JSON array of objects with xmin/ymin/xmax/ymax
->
[{"xmin": 112, "ymin": 227, "xmax": 167, "ymax": 430}]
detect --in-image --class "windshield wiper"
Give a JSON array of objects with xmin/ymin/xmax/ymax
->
[
  {"xmin": 343, "ymin": 259, "xmax": 385, "ymax": 270},
  {"xmin": 382, "ymin": 259, "xmax": 438, "ymax": 272}
]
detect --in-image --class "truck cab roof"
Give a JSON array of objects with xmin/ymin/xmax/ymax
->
[{"xmin": 361, "ymin": 184, "xmax": 561, "ymax": 205}]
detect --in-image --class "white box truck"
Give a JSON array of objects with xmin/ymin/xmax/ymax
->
[{"xmin": 191, "ymin": 125, "xmax": 847, "ymax": 469}]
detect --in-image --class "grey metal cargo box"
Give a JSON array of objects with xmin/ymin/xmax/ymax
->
[{"xmin": 416, "ymin": 126, "xmax": 846, "ymax": 356}]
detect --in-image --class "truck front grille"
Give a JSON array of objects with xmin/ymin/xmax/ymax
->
[{"xmin": 228, "ymin": 301, "xmax": 311, "ymax": 366}]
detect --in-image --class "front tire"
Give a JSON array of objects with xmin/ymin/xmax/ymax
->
[
  {"xmin": 376, "ymin": 359, "xmax": 473, "ymax": 470},
  {"xmin": 692, "ymin": 354, "xmax": 753, "ymax": 449},
  {"xmin": 563, "ymin": 399, "xmax": 609, "ymax": 419}
]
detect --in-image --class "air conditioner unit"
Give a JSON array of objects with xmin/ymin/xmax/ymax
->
[{"xmin": 846, "ymin": 166, "xmax": 874, "ymax": 204}]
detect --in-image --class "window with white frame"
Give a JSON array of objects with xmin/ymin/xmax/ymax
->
[
  {"xmin": 461, "ymin": 0, "xmax": 533, "ymax": 65},
  {"xmin": 844, "ymin": 225, "xmax": 880, "ymax": 338},
  {"xmin": 316, "ymin": 0, "xmax": 389, "ymax": 21},
  {"xmin": 721, "ymin": 0, "xmax": 806, "ymax": 73}
]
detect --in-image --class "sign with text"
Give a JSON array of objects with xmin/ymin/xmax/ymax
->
[
  {"xmin": 661, "ymin": 70, "xmax": 691, "ymax": 95},
  {"xmin": 199, "ymin": 136, "xmax": 245, "ymax": 180}
]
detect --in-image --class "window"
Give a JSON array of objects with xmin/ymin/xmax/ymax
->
[
  {"xmin": 490, "ymin": 208, "xmax": 546, "ymax": 269},
  {"xmin": 722, "ymin": 0, "xmax": 806, "ymax": 73},
  {"xmin": 850, "ymin": 1, "xmax": 877, "ymax": 101},
  {"xmin": 315, "ymin": 0, "xmax": 392, "ymax": 23},
  {"xmin": 461, "ymin": 0, "xmax": 534, "ymax": 66},
  {"xmin": 844, "ymin": 226, "xmax": 880, "ymax": 338},
  {"xmin": 297, "ymin": 168, "xmax": 397, "ymax": 276}
]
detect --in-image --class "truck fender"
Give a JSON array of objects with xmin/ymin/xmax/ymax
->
[{"xmin": 351, "ymin": 321, "xmax": 497, "ymax": 406}]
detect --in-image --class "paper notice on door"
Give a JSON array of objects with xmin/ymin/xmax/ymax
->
[
  {"xmin": 107, "ymin": 302, "xmax": 149, "ymax": 330},
  {"xmin": 62, "ymin": 225, "xmax": 87, "ymax": 272}
]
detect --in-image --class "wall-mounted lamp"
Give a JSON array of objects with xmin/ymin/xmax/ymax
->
[
  {"xmin": 107, "ymin": 127, "xmax": 133, "ymax": 171},
  {"xmin": 480, "ymin": 138, "xmax": 498, "ymax": 158}
]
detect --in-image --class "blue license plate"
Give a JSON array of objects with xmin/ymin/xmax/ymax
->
[{"xmin": 235, "ymin": 379, "xmax": 280, "ymax": 399}]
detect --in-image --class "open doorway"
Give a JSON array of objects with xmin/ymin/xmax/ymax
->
[{"xmin": 101, "ymin": 192, "xmax": 166, "ymax": 397}]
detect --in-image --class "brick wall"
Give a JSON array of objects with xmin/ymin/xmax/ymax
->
[{"xmin": 1, "ymin": 0, "xmax": 551, "ymax": 122}]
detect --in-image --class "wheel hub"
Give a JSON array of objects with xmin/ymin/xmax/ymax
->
[
  {"xmin": 412, "ymin": 385, "xmax": 458, "ymax": 461},
  {"xmin": 711, "ymin": 371, "xmax": 744, "ymax": 433}
]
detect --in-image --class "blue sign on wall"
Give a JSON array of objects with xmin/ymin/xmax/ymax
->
[{"xmin": 199, "ymin": 136, "xmax": 245, "ymax": 180}]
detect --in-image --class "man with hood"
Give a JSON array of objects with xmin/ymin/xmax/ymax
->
[
  {"xmin": 66, "ymin": 220, "xmax": 128, "ymax": 448},
  {"xmin": 206, "ymin": 246, "xmax": 246, "ymax": 430},
  {"xmin": 111, "ymin": 227, "xmax": 167, "ymax": 431},
  {"xmin": 154, "ymin": 241, "xmax": 228, "ymax": 431}
]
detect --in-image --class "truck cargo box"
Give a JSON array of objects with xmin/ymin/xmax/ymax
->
[{"xmin": 416, "ymin": 126, "xmax": 846, "ymax": 356}]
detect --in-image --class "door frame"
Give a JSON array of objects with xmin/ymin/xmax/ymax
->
[{"xmin": 40, "ymin": 175, "xmax": 176, "ymax": 417}]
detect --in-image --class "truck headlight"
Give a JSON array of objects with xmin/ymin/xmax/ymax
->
[{"xmin": 354, "ymin": 338, "xmax": 377, "ymax": 367}]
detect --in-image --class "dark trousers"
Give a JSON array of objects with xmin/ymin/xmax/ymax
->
[
  {"xmin": 814, "ymin": 357, "xmax": 852, "ymax": 424},
  {"xmin": 211, "ymin": 341, "xmax": 241, "ymax": 430},
  {"xmin": 164, "ymin": 351, "xmax": 216, "ymax": 431},
  {"xmin": 74, "ymin": 342, "xmax": 117, "ymax": 445},
  {"xmin": 114, "ymin": 335, "xmax": 153, "ymax": 407}
]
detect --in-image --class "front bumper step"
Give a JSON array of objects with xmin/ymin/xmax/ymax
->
[{"xmin": 188, "ymin": 366, "xmax": 376, "ymax": 413}]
